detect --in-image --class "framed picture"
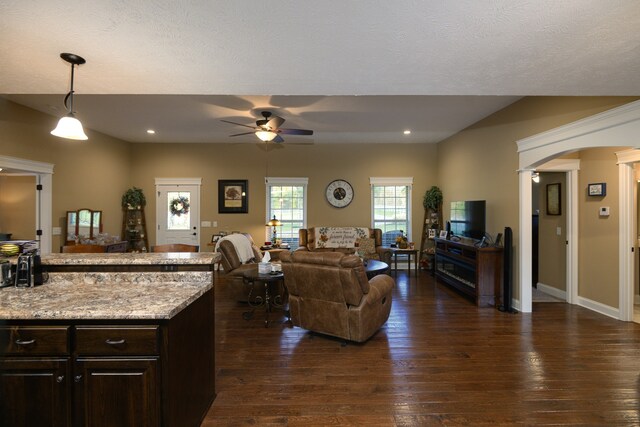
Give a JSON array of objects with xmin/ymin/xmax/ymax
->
[
  {"xmin": 546, "ymin": 183, "xmax": 561, "ymax": 215},
  {"xmin": 428, "ymin": 229, "xmax": 437, "ymax": 239},
  {"xmin": 218, "ymin": 180, "xmax": 248, "ymax": 213},
  {"xmin": 588, "ymin": 182, "xmax": 606, "ymax": 197},
  {"xmin": 439, "ymin": 230, "xmax": 448, "ymax": 239}
]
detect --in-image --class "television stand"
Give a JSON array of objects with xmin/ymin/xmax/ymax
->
[{"xmin": 434, "ymin": 238, "xmax": 503, "ymax": 306}]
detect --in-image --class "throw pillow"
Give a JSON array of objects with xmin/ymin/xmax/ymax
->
[{"xmin": 357, "ymin": 237, "xmax": 379, "ymax": 260}]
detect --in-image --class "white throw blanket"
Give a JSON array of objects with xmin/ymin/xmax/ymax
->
[
  {"xmin": 314, "ymin": 227, "xmax": 370, "ymax": 248},
  {"xmin": 215, "ymin": 234, "xmax": 255, "ymax": 263}
]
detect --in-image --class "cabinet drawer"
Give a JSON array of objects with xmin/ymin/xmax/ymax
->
[
  {"xmin": 75, "ymin": 326, "xmax": 159, "ymax": 355},
  {"xmin": 0, "ymin": 326, "xmax": 70, "ymax": 355}
]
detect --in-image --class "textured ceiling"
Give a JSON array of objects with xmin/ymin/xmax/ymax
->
[{"xmin": 1, "ymin": 1, "xmax": 639, "ymax": 143}]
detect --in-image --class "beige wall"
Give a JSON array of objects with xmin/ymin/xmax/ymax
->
[
  {"xmin": 129, "ymin": 142, "xmax": 438, "ymax": 248},
  {"xmin": 536, "ymin": 172, "xmax": 566, "ymax": 291},
  {"xmin": 436, "ymin": 96, "xmax": 638, "ymax": 303},
  {"xmin": 0, "ymin": 99, "xmax": 132, "ymax": 250},
  {"xmin": 0, "ymin": 175, "xmax": 36, "ymax": 240},
  {"xmin": 578, "ymin": 147, "xmax": 623, "ymax": 307}
]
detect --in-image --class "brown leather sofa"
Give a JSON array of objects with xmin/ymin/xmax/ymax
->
[
  {"xmin": 297, "ymin": 227, "xmax": 391, "ymax": 264},
  {"xmin": 280, "ymin": 250, "xmax": 394, "ymax": 343},
  {"xmin": 216, "ymin": 233, "xmax": 263, "ymax": 301}
]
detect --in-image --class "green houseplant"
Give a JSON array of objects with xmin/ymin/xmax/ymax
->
[
  {"xmin": 122, "ymin": 187, "xmax": 146, "ymax": 209},
  {"xmin": 423, "ymin": 186, "xmax": 443, "ymax": 211}
]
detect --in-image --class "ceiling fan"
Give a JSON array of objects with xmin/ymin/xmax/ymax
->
[{"xmin": 222, "ymin": 111, "xmax": 313, "ymax": 143}]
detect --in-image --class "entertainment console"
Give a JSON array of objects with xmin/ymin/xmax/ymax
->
[{"xmin": 434, "ymin": 238, "xmax": 503, "ymax": 306}]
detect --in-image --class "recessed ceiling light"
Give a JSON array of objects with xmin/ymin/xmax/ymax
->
[
  {"xmin": 146, "ymin": 129, "xmax": 155, "ymax": 134},
  {"xmin": 403, "ymin": 130, "xmax": 411, "ymax": 135}
]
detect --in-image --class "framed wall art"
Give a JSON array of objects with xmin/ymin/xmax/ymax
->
[
  {"xmin": 546, "ymin": 183, "xmax": 561, "ymax": 216},
  {"xmin": 218, "ymin": 180, "xmax": 248, "ymax": 213},
  {"xmin": 588, "ymin": 182, "xmax": 606, "ymax": 197}
]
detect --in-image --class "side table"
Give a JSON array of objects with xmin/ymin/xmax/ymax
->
[
  {"xmin": 390, "ymin": 248, "xmax": 419, "ymax": 277},
  {"xmin": 242, "ymin": 268, "xmax": 288, "ymax": 327}
]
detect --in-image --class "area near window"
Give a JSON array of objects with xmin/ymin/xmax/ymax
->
[
  {"xmin": 265, "ymin": 177, "xmax": 308, "ymax": 248},
  {"xmin": 370, "ymin": 177, "xmax": 413, "ymax": 246}
]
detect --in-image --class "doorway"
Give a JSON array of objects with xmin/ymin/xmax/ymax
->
[{"xmin": 155, "ymin": 178, "xmax": 201, "ymax": 247}]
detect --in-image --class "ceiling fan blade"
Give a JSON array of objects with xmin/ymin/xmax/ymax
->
[
  {"xmin": 229, "ymin": 131, "xmax": 255, "ymax": 137},
  {"xmin": 266, "ymin": 116, "xmax": 285, "ymax": 130},
  {"xmin": 221, "ymin": 119, "xmax": 256, "ymax": 130},
  {"xmin": 272, "ymin": 135, "xmax": 285, "ymax": 143},
  {"xmin": 279, "ymin": 128, "xmax": 313, "ymax": 136}
]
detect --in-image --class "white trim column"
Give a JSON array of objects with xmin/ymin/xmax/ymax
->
[
  {"xmin": 616, "ymin": 152, "xmax": 638, "ymax": 322},
  {"xmin": 518, "ymin": 169, "xmax": 533, "ymax": 313}
]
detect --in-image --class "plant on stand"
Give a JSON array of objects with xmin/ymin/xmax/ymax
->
[{"xmin": 122, "ymin": 187, "xmax": 146, "ymax": 210}]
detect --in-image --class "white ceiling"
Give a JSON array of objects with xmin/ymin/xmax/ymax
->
[{"xmin": 2, "ymin": 1, "xmax": 640, "ymax": 144}]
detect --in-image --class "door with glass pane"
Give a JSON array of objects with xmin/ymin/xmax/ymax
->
[{"xmin": 156, "ymin": 185, "xmax": 200, "ymax": 246}]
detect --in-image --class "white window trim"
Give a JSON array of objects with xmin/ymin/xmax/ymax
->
[
  {"xmin": 369, "ymin": 177, "xmax": 413, "ymax": 236},
  {"xmin": 265, "ymin": 177, "xmax": 309, "ymax": 237}
]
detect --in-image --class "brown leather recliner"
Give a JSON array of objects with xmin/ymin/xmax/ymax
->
[
  {"xmin": 217, "ymin": 233, "xmax": 263, "ymax": 301},
  {"xmin": 280, "ymin": 251, "xmax": 394, "ymax": 343}
]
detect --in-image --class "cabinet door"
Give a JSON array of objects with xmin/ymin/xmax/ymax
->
[
  {"xmin": 0, "ymin": 358, "xmax": 71, "ymax": 427},
  {"xmin": 74, "ymin": 358, "xmax": 160, "ymax": 427}
]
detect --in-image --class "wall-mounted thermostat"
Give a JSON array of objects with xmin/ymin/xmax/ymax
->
[{"xmin": 599, "ymin": 207, "xmax": 610, "ymax": 217}]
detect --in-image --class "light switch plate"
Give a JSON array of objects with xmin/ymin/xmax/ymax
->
[
  {"xmin": 52, "ymin": 227, "xmax": 61, "ymax": 235},
  {"xmin": 201, "ymin": 221, "xmax": 212, "ymax": 227}
]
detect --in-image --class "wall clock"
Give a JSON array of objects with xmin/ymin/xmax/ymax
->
[{"xmin": 326, "ymin": 179, "xmax": 354, "ymax": 208}]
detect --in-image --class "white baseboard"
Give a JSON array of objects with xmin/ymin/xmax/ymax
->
[
  {"xmin": 536, "ymin": 282, "xmax": 567, "ymax": 301},
  {"xmin": 576, "ymin": 296, "xmax": 619, "ymax": 320}
]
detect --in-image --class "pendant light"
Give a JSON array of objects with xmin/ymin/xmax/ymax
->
[{"xmin": 50, "ymin": 53, "xmax": 88, "ymax": 140}]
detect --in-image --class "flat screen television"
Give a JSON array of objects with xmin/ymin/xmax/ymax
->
[{"xmin": 450, "ymin": 200, "xmax": 486, "ymax": 240}]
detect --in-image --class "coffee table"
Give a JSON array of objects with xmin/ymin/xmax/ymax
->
[
  {"xmin": 390, "ymin": 248, "xmax": 419, "ymax": 277},
  {"xmin": 242, "ymin": 268, "xmax": 287, "ymax": 327},
  {"xmin": 364, "ymin": 259, "xmax": 389, "ymax": 278}
]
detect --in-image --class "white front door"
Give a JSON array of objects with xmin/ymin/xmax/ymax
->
[{"xmin": 155, "ymin": 180, "xmax": 201, "ymax": 246}]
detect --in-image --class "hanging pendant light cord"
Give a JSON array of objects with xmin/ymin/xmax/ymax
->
[{"xmin": 63, "ymin": 63, "xmax": 76, "ymax": 113}]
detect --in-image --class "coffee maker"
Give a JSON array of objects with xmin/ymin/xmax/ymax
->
[{"xmin": 14, "ymin": 251, "xmax": 44, "ymax": 288}]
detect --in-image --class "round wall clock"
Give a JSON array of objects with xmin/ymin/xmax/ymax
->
[{"xmin": 326, "ymin": 179, "xmax": 354, "ymax": 208}]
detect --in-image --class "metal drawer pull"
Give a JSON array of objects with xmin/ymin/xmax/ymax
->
[
  {"xmin": 15, "ymin": 338, "xmax": 36, "ymax": 346},
  {"xmin": 105, "ymin": 338, "xmax": 126, "ymax": 346},
  {"xmin": 74, "ymin": 375, "xmax": 82, "ymax": 383},
  {"xmin": 56, "ymin": 375, "xmax": 64, "ymax": 383}
]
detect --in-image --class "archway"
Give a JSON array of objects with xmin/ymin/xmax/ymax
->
[{"xmin": 516, "ymin": 100, "xmax": 640, "ymax": 318}]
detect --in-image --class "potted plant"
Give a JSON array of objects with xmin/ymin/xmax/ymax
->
[
  {"xmin": 423, "ymin": 186, "xmax": 443, "ymax": 211},
  {"xmin": 122, "ymin": 187, "xmax": 146, "ymax": 209}
]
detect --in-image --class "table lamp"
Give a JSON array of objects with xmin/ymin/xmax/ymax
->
[{"xmin": 266, "ymin": 215, "xmax": 282, "ymax": 245}]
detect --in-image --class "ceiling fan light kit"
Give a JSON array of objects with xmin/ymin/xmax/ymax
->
[
  {"xmin": 223, "ymin": 110, "xmax": 313, "ymax": 144},
  {"xmin": 51, "ymin": 52, "xmax": 88, "ymax": 140}
]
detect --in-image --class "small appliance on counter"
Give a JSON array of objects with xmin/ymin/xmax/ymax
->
[
  {"xmin": 0, "ymin": 260, "xmax": 13, "ymax": 288},
  {"xmin": 14, "ymin": 251, "xmax": 46, "ymax": 288}
]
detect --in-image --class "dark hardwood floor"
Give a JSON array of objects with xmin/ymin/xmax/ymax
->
[{"xmin": 203, "ymin": 269, "xmax": 640, "ymax": 426}]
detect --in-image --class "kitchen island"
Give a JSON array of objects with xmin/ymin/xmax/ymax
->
[{"xmin": 0, "ymin": 252, "xmax": 219, "ymax": 427}]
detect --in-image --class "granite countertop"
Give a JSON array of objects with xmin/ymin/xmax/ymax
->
[
  {"xmin": 42, "ymin": 252, "xmax": 220, "ymax": 265},
  {"xmin": 0, "ymin": 280, "xmax": 212, "ymax": 320}
]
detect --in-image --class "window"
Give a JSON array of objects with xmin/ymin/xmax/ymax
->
[
  {"xmin": 370, "ymin": 177, "xmax": 413, "ymax": 246},
  {"xmin": 266, "ymin": 177, "xmax": 308, "ymax": 247}
]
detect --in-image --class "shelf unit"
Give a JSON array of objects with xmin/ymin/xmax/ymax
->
[
  {"xmin": 121, "ymin": 208, "xmax": 149, "ymax": 252},
  {"xmin": 434, "ymin": 238, "xmax": 503, "ymax": 306}
]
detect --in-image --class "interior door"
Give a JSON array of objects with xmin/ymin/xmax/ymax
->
[{"xmin": 156, "ymin": 185, "xmax": 200, "ymax": 246}]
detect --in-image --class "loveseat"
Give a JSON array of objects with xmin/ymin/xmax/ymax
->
[
  {"xmin": 280, "ymin": 250, "xmax": 394, "ymax": 342},
  {"xmin": 297, "ymin": 227, "xmax": 391, "ymax": 264}
]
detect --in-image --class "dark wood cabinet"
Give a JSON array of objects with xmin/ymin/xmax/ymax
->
[
  {"xmin": 75, "ymin": 358, "xmax": 160, "ymax": 427},
  {"xmin": 0, "ymin": 288, "xmax": 215, "ymax": 427},
  {"xmin": 434, "ymin": 238, "xmax": 503, "ymax": 306},
  {"xmin": 0, "ymin": 358, "xmax": 71, "ymax": 427}
]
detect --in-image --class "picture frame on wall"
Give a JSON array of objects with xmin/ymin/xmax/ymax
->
[
  {"xmin": 218, "ymin": 180, "xmax": 248, "ymax": 213},
  {"xmin": 588, "ymin": 182, "xmax": 606, "ymax": 197},
  {"xmin": 546, "ymin": 183, "xmax": 561, "ymax": 215}
]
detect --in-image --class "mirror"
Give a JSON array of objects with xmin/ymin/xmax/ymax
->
[{"xmin": 66, "ymin": 209, "xmax": 102, "ymax": 244}]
